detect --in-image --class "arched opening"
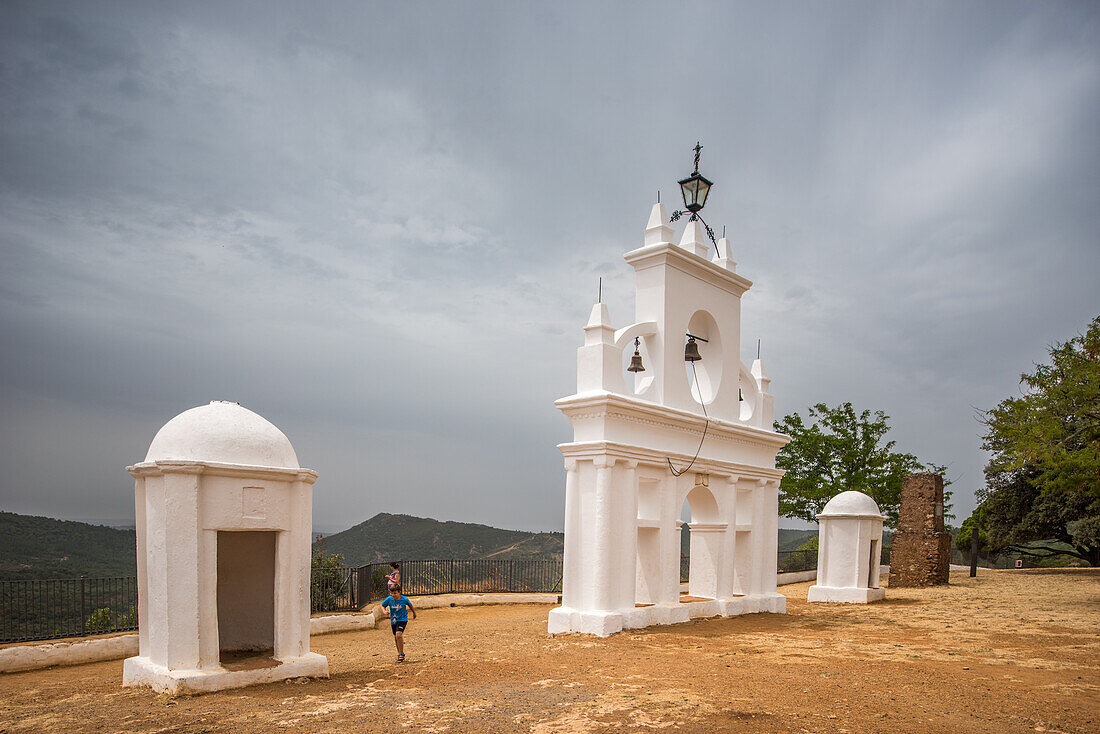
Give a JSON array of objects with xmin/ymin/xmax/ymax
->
[
  {"xmin": 678, "ymin": 484, "xmax": 722, "ymax": 601},
  {"xmin": 684, "ymin": 310, "xmax": 722, "ymax": 405},
  {"xmin": 622, "ymin": 334, "xmax": 655, "ymax": 398}
]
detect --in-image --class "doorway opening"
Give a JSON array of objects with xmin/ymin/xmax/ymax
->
[
  {"xmin": 217, "ymin": 530, "xmax": 276, "ymax": 669},
  {"xmin": 868, "ymin": 538, "xmax": 880, "ymax": 588}
]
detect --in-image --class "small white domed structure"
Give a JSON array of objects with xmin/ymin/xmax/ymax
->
[
  {"xmin": 807, "ymin": 491, "xmax": 887, "ymax": 604},
  {"xmin": 122, "ymin": 401, "xmax": 328, "ymax": 695},
  {"xmin": 144, "ymin": 401, "xmax": 300, "ymax": 468}
]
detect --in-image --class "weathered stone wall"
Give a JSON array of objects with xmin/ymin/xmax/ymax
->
[{"xmin": 888, "ymin": 473, "xmax": 951, "ymax": 587}]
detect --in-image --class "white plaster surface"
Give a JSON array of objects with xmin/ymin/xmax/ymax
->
[
  {"xmin": 0, "ymin": 635, "xmax": 138, "ymax": 673},
  {"xmin": 124, "ymin": 401, "xmax": 324, "ymax": 693},
  {"xmin": 808, "ymin": 491, "xmax": 887, "ymax": 604},
  {"xmin": 550, "ymin": 202, "xmax": 790, "ymax": 635},
  {"xmin": 777, "ymin": 569, "xmax": 819, "ymax": 585},
  {"xmin": 145, "ymin": 401, "xmax": 300, "ymax": 468},
  {"xmin": 807, "ymin": 585, "xmax": 886, "ymax": 604},
  {"xmin": 122, "ymin": 652, "xmax": 328, "ymax": 696}
]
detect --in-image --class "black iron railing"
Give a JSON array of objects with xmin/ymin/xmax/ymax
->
[
  {"xmin": 350, "ymin": 559, "xmax": 563, "ymax": 605},
  {"xmin": 3, "ymin": 549, "xmax": 862, "ymax": 643},
  {"xmin": 777, "ymin": 549, "xmax": 817, "ymax": 573},
  {"xmin": 0, "ymin": 576, "xmax": 138, "ymax": 643}
]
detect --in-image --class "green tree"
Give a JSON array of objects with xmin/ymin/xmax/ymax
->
[
  {"xmin": 954, "ymin": 505, "xmax": 990, "ymax": 554},
  {"xmin": 977, "ymin": 317, "xmax": 1100, "ymax": 566},
  {"xmin": 972, "ymin": 470, "xmax": 1098, "ymax": 566},
  {"xmin": 310, "ymin": 546, "xmax": 349, "ymax": 612},
  {"xmin": 774, "ymin": 402, "xmax": 949, "ymax": 528},
  {"xmin": 982, "ymin": 315, "xmax": 1100, "ymax": 497}
]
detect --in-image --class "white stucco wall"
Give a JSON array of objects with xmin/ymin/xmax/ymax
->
[
  {"xmin": 122, "ymin": 402, "xmax": 328, "ymax": 694},
  {"xmin": 549, "ymin": 202, "xmax": 790, "ymax": 636},
  {"xmin": 1, "ymin": 593, "xmax": 560, "ymax": 673},
  {"xmin": 808, "ymin": 491, "xmax": 886, "ymax": 604}
]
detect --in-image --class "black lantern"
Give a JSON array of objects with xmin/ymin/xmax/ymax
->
[
  {"xmin": 678, "ymin": 172, "xmax": 712, "ymax": 213},
  {"xmin": 627, "ymin": 337, "xmax": 646, "ymax": 373},
  {"xmin": 669, "ymin": 142, "xmax": 718, "ymax": 249}
]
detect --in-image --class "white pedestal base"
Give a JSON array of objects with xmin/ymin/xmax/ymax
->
[
  {"xmin": 122, "ymin": 652, "xmax": 329, "ymax": 695},
  {"xmin": 807, "ymin": 585, "xmax": 885, "ymax": 604},
  {"xmin": 548, "ymin": 593, "xmax": 785, "ymax": 636}
]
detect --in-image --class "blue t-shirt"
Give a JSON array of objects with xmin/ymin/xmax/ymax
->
[{"xmin": 382, "ymin": 595, "xmax": 412, "ymax": 623}]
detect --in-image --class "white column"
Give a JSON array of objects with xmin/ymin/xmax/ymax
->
[
  {"xmin": 658, "ymin": 474, "xmax": 682, "ymax": 604},
  {"xmin": 591, "ymin": 456, "xmax": 616, "ymax": 611},
  {"xmin": 617, "ymin": 461, "xmax": 639, "ymax": 610},
  {"xmin": 197, "ymin": 527, "xmax": 218, "ymax": 668},
  {"xmin": 275, "ymin": 480, "xmax": 310, "ymax": 660},
  {"xmin": 143, "ymin": 474, "xmax": 168, "ymax": 666},
  {"xmin": 560, "ymin": 459, "xmax": 580, "ymax": 609},
  {"xmin": 716, "ymin": 476, "xmax": 738, "ymax": 599},
  {"xmin": 163, "ymin": 469, "xmax": 202, "ymax": 670},
  {"xmin": 133, "ymin": 475, "xmax": 149, "ymax": 659},
  {"xmin": 749, "ymin": 480, "xmax": 767, "ymax": 594},
  {"xmin": 760, "ymin": 481, "xmax": 780, "ymax": 594}
]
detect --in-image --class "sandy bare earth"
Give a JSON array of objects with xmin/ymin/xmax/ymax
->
[{"xmin": 0, "ymin": 569, "xmax": 1097, "ymax": 733}]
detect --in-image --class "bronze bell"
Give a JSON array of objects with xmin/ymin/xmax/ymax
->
[
  {"xmin": 684, "ymin": 336, "xmax": 702, "ymax": 362},
  {"xmin": 627, "ymin": 337, "xmax": 645, "ymax": 373}
]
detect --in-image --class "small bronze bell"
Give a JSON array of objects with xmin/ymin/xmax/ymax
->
[
  {"xmin": 684, "ymin": 336, "xmax": 702, "ymax": 362},
  {"xmin": 627, "ymin": 337, "xmax": 645, "ymax": 373}
]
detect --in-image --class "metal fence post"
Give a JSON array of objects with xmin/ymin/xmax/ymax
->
[{"xmin": 79, "ymin": 576, "xmax": 86, "ymax": 634}]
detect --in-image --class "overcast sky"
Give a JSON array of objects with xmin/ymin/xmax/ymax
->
[{"xmin": 1, "ymin": 2, "xmax": 1097, "ymax": 533}]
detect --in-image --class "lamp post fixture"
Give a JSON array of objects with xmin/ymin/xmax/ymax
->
[{"xmin": 669, "ymin": 141, "xmax": 718, "ymax": 250}]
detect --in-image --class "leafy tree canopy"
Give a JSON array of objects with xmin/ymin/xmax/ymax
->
[
  {"xmin": 976, "ymin": 316, "xmax": 1100, "ymax": 566},
  {"xmin": 774, "ymin": 402, "xmax": 948, "ymax": 528},
  {"xmin": 982, "ymin": 315, "xmax": 1100, "ymax": 497}
]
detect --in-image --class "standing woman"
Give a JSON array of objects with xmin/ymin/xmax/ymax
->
[{"xmin": 386, "ymin": 562, "xmax": 400, "ymax": 593}]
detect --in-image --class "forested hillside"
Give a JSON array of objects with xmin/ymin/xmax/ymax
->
[
  {"xmin": 0, "ymin": 512, "xmax": 136, "ymax": 579},
  {"xmin": 1, "ymin": 510, "xmax": 811, "ymax": 578},
  {"xmin": 316, "ymin": 513, "xmax": 564, "ymax": 566}
]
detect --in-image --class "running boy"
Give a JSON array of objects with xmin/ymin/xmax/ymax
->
[{"xmin": 381, "ymin": 583, "xmax": 416, "ymax": 663}]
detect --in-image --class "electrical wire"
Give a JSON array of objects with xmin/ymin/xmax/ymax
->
[{"xmin": 668, "ymin": 360, "xmax": 710, "ymax": 476}]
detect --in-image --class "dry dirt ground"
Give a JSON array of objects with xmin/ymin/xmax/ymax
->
[{"xmin": 1, "ymin": 569, "xmax": 1098, "ymax": 733}]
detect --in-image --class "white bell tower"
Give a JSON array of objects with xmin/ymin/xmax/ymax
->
[{"xmin": 549, "ymin": 183, "xmax": 790, "ymax": 636}]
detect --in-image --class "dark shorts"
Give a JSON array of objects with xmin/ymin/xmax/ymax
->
[{"xmin": 391, "ymin": 620, "xmax": 407, "ymax": 635}]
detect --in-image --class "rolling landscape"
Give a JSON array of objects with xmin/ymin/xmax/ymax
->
[{"xmin": 0, "ymin": 510, "xmax": 822, "ymax": 579}]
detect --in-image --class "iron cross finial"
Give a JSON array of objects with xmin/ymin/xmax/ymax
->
[{"xmin": 693, "ymin": 141, "xmax": 703, "ymax": 173}]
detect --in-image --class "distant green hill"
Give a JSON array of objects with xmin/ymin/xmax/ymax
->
[
  {"xmin": 0, "ymin": 511, "xmax": 136, "ymax": 580},
  {"xmin": 0, "ymin": 508, "xmax": 813, "ymax": 579},
  {"xmin": 316, "ymin": 513, "xmax": 564, "ymax": 567},
  {"xmin": 778, "ymin": 528, "xmax": 818, "ymax": 551}
]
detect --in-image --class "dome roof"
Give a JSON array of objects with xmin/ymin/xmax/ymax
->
[
  {"xmin": 144, "ymin": 401, "xmax": 300, "ymax": 469},
  {"xmin": 818, "ymin": 491, "xmax": 882, "ymax": 518}
]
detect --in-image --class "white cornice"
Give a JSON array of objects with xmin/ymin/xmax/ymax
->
[
  {"xmin": 556, "ymin": 439, "xmax": 785, "ymax": 483},
  {"xmin": 127, "ymin": 460, "xmax": 318, "ymax": 484},
  {"xmin": 622, "ymin": 242, "xmax": 753, "ymax": 296},
  {"xmin": 555, "ymin": 391, "xmax": 790, "ymax": 449}
]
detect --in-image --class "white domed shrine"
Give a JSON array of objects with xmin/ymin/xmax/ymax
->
[
  {"xmin": 807, "ymin": 490, "xmax": 887, "ymax": 604},
  {"xmin": 122, "ymin": 401, "xmax": 327, "ymax": 694},
  {"xmin": 144, "ymin": 401, "xmax": 300, "ymax": 468}
]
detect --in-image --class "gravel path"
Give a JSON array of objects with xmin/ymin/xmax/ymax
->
[{"xmin": 1, "ymin": 568, "xmax": 1097, "ymax": 733}]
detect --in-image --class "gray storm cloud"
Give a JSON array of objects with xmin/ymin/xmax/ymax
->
[{"xmin": 1, "ymin": 1, "xmax": 1098, "ymax": 531}]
